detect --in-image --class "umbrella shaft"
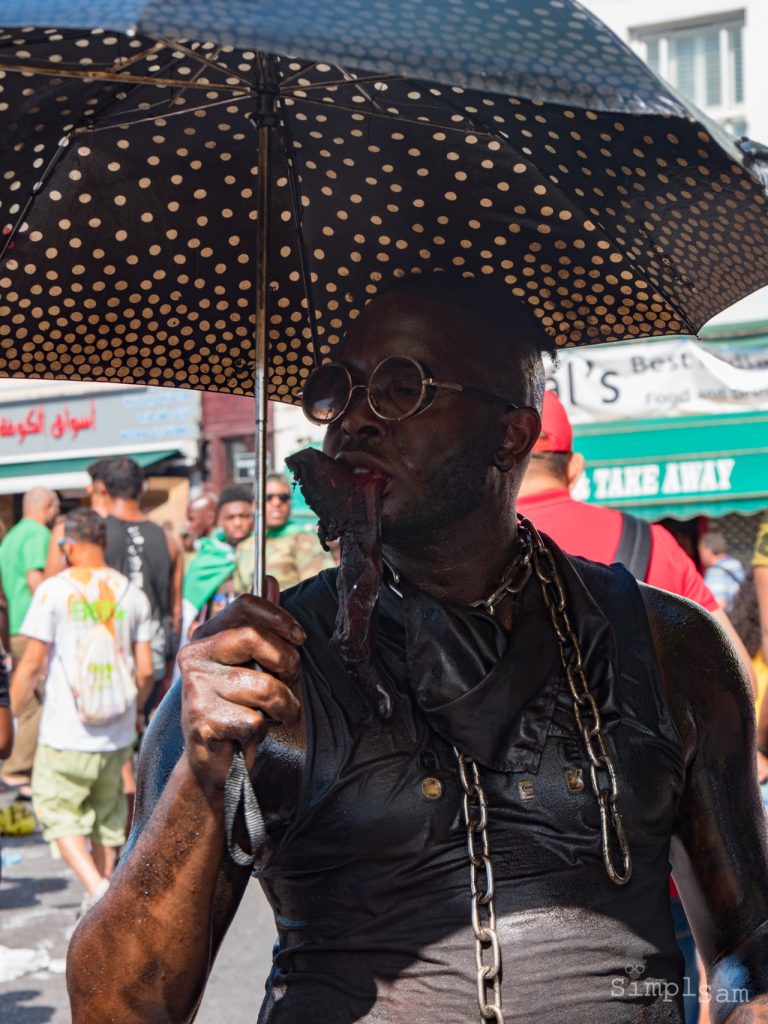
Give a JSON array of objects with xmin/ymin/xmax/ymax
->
[{"xmin": 253, "ymin": 118, "xmax": 271, "ymax": 598}]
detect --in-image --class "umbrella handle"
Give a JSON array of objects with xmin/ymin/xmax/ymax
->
[
  {"xmin": 224, "ymin": 745, "xmax": 266, "ymax": 868},
  {"xmin": 223, "ymin": 663, "xmax": 278, "ymax": 867}
]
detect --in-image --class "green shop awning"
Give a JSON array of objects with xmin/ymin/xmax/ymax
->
[
  {"xmin": 573, "ymin": 411, "xmax": 768, "ymax": 521},
  {"xmin": 0, "ymin": 449, "xmax": 178, "ymax": 495}
]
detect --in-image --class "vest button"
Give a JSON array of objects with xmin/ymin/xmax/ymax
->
[{"xmin": 421, "ymin": 777, "xmax": 443, "ymax": 800}]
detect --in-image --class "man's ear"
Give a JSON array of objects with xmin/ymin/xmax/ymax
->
[
  {"xmin": 494, "ymin": 407, "xmax": 542, "ymax": 471},
  {"xmin": 565, "ymin": 452, "xmax": 585, "ymax": 490}
]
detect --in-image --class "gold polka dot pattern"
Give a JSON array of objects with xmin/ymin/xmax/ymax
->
[{"xmin": 0, "ymin": 26, "xmax": 767, "ymax": 402}]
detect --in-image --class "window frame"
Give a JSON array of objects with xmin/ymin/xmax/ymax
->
[{"xmin": 631, "ymin": 16, "xmax": 746, "ymax": 136}]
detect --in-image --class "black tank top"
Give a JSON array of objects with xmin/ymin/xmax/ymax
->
[
  {"xmin": 254, "ymin": 545, "xmax": 687, "ymax": 1023},
  {"xmin": 105, "ymin": 517, "xmax": 171, "ymax": 620}
]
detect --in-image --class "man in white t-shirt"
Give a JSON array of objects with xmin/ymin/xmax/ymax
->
[{"xmin": 10, "ymin": 508, "xmax": 153, "ymax": 914}]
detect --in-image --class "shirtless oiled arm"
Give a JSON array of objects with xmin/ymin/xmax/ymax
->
[
  {"xmin": 66, "ymin": 592, "xmax": 304, "ymax": 1024},
  {"xmin": 642, "ymin": 585, "xmax": 768, "ymax": 1024}
]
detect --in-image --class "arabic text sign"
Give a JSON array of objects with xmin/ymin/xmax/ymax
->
[
  {"xmin": 546, "ymin": 338, "xmax": 768, "ymax": 424},
  {"xmin": 0, "ymin": 402, "xmax": 96, "ymax": 445},
  {"xmin": 0, "ymin": 387, "xmax": 200, "ymax": 459}
]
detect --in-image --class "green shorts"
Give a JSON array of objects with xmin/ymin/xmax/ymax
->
[{"xmin": 32, "ymin": 745, "xmax": 130, "ymax": 847}]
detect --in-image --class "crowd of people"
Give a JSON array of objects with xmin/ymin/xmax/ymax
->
[{"xmin": 0, "ymin": 456, "xmax": 333, "ymax": 913}]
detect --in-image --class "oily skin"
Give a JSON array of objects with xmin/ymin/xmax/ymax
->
[
  {"xmin": 67, "ymin": 293, "xmax": 768, "ymax": 1024},
  {"xmin": 321, "ymin": 291, "xmax": 541, "ymax": 610}
]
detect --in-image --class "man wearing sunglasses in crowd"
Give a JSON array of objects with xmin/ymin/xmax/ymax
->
[
  {"xmin": 235, "ymin": 472, "xmax": 335, "ymax": 593},
  {"xmin": 70, "ymin": 275, "xmax": 768, "ymax": 1024}
]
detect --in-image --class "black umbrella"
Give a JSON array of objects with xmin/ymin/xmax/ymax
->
[{"xmin": 2, "ymin": 1, "xmax": 768, "ymax": 587}]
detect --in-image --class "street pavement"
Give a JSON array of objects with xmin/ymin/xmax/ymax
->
[{"xmin": 1, "ymin": 810, "xmax": 277, "ymax": 1023}]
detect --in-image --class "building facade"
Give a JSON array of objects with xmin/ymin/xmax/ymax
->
[
  {"xmin": 582, "ymin": 0, "xmax": 768, "ymax": 326},
  {"xmin": 0, "ymin": 378, "xmax": 201, "ymax": 531}
]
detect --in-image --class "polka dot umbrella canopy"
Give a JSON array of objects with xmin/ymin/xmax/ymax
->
[
  {"xmin": 2, "ymin": 0, "xmax": 768, "ymax": 403},
  {"xmin": 3, "ymin": 0, "xmax": 768, "ymax": 586}
]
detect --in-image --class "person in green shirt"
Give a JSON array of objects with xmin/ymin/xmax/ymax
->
[
  {"xmin": 234, "ymin": 471, "xmax": 334, "ymax": 593},
  {"xmin": 182, "ymin": 487, "xmax": 255, "ymax": 635},
  {"xmin": 0, "ymin": 486, "xmax": 59, "ymax": 789}
]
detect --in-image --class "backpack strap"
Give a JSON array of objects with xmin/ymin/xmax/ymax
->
[
  {"xmin": 710, "ymin": 561, "xmax": 743, "ymax": 585},
  {"xmin": 614, "ymin": 512, "xmax": 652, "ymax": 582},
  {"xmin": 61, "ymin": 571, "xmax": 131, "ymax": 624}
]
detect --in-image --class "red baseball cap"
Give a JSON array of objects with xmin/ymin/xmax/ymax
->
[{"xmin": 533, "ymin": 391, "xmax": 573, "ymax": 453}]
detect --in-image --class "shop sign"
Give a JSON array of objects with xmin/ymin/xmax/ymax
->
[
  {"xmin": 546, "ymin": 337, "xmax": 768, "ymax": 424},
  {"xmin": 571, "ymin": 451, "xmax": 768, "ymax": 510},
  {"xmin": 0, "ymin": 402, "xmax": 96, "ymax": 444},
  {"xmin": 0, "ymin": 387, "xmax": 200, "ymax": 460}
]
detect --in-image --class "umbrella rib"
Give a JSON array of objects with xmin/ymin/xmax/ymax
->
[
  {"xmin": 0, "ymin": 61, "xmax": 247, "ymax": 92},
  {"xmin": 102, "ymin": 40, "xmax": 167, "ymax": 75},
  {"xmin": 279, "ymin": 62, "xmax": 323, "ymax": 89},
  {"xmin": 280, "ymin": 73, "xmax": 401, "ymax": 96},
  {"xmin": 0, "ymin": 137, "xmax": 70, "ymax": 264},
  {"xmin": 155, "ymin": 41, "xmax": 228, "ymax": 110},
  {"xmin": 0, "ymin": 38, "xmax": 160, "ymax": 80},
  {"xmin": 327, "ymin": 64, "xmax": 389, "ymax": 116},
  {"xmin": 154, "ymin": 37, "xmax": 259, "ymax": 92},
  {"xmin": 69, "ymin": 93, "xmax": 252, "ymax": 133},
  {"xmin": 275, "ymin": 108, "xmax": 322, "ymax": 366},
  {"xmin": 0, "ymin": 44, "xmax": 183, "ymax": 260},
  {"xmin": 290, "ymin": 95, "xmax": 496, "ymax": 137}
]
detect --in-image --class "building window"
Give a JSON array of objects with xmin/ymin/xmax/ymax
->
[
  {"xmin": 224, "ymin": 437, "xmax": 256, "ymax": 486},
  {"xmin": 632, "ymin": 18, "xmax": 746, "ymax": 137}
]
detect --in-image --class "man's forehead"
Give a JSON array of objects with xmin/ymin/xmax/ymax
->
[
  {"xmin": 341, "ymin": 292, "xmax": 468, "ymax": 367},
  {"xmin": 220, "ymin": 501, "xmax": 252, "ymax": 515}
]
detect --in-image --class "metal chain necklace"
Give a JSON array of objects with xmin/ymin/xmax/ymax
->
[
  {"xmin": 455, "ymin": 515, "xmax": 632, "ymax": 1024},
  {"xmin": 228, "ymin": 519, "xmax": 633, "ymax": 1024},
  {"xmin": 456, "ymin": 748, "xmax": 504, "ymax": 1023}
]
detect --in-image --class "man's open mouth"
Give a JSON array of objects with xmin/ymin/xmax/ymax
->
[{"xmin": 335, "ymin": 452, "xmax": 392, "ymax": 489}]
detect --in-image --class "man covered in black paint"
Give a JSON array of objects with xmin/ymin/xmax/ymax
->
[{"xmin": 68, "ymin": 277, "xmax": 768, "ymax": 1024}]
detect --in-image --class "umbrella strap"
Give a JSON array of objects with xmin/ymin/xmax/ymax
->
[{"xmin": 223, "ymin": 745, "xmax": 266, "ymax": 868}]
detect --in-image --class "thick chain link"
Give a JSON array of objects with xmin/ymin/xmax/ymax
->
[
  {"xmin": 455, "ymin": 520, "xmax": 632, "ymax": 1020},
  {"xmin": 399, "ymin": 518, "xmax": 633, "ymax": 1020},
  {"xmin": 456, "ymin": 749, "xmax": 504, "ymax": 1024},
  {"xmin": 519, "ymin": 515, "xmax": 633, "ymax": 886}
]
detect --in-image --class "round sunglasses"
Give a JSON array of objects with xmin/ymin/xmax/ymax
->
[{"xmin": 300, "ymin": 355, "xmax": 518, "ymax": 425}]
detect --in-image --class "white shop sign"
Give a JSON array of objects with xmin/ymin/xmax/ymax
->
[
  {"xmin": 545, "ymin": 338, "xmax": 768, "ymax": 424},
  {"xmin": 573, "ymin": 458, "xmax": 737, "ymax": 503}
]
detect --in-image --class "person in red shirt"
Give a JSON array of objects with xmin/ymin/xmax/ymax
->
[
  {"xmin": 518, "ymin": 391, "xmax": 755, "ymax": 687},
  {"xmin": 518, "ymin": 392, "xmax": 717, "ymax": 606}
]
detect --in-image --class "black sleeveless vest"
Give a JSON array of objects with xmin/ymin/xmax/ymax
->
[{"xmin": 255, "ymin": 545, "xmax": 686, "ymax": 1024}]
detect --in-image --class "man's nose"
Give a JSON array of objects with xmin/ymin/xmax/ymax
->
[{"xmin": 339, "ymin": 385, "xmax": 386, "ymax": 440}]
